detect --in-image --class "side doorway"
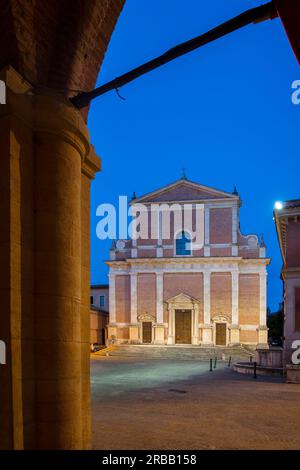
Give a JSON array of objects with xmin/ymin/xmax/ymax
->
[
  {"xmin": 215, "ymin": 323, "xmax": 227, "ymax": 346},
  {"xmin": 142, "ymin": 322, "xmax": 152, "ymax": 344}
]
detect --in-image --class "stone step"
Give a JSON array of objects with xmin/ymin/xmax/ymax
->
[{"xmin": 108, "ymin": 345, "xmax": 254, "ymax": 361}]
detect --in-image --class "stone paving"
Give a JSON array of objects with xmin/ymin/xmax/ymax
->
[{"xmin": 91, "ymin": 357, "xmax": 300, "ymax": 450}]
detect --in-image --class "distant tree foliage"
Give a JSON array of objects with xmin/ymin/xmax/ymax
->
[{"xmin": 267, "ymin": 303, "xmax": 284, "ymax": 341}]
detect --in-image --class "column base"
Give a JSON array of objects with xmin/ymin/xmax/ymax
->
[
  {"xmin": 192, "ymin": 336, "xmax": 200, "ymax": 345},
  {"xmin": 107, "ymin": 324, "xmax": 118, "ymax": 344},
  {"xmin": 129, "ymin": 324, "xmax": 141, "ymax": 344},
  {"xmin": 200, "ymin": 324, "xmax": 213, "ymax": 345},
  {"xmin": 153, "ymin": 324, "xmax": 165, "ymax": 344},
  {"xmin": 258, "ymin": 326, "xmax": 268, "ymax": 348},
  {"xmin": 167, "ymin": 336, "xmax": 175, "ymax": 345},
  {"xmin": 229, "ymin": 325, "xmax": 240, "ymax": 344}
]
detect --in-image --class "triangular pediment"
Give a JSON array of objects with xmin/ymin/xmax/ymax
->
[
  {"xmin": 165, "ymin": 292, "xmax": 200, "ymax": 304},
  {"xmin": 132, "ymin": 179, "xmax": 238, "ymax": 204}
]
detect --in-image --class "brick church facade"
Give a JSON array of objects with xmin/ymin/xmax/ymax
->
[{"xmin": 107, "ymin": 178, "xmax": 269, "ymax": 347}]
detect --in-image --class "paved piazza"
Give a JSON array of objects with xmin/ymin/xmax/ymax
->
[{"xmin": 91, "ymin": 357, "xmax": 300, "ymax": 450}]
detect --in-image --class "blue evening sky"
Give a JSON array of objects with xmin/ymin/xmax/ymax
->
[{"xmin": 88, "ymin": 0, "xmax": 299, "ymax": 311}]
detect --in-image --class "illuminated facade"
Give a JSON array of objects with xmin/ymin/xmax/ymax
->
[{"xmin": 107, "ymin": 178, "xmax": 269, "ymax": 347}]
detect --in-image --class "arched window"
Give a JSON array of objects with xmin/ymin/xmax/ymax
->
[{"xmin": 176, "ymin": 231, "xmax": 191, "ymax": 256}]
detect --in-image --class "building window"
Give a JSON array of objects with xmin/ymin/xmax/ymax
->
[
  {"xmin": 176, "ymin": 231, "xmax": 191, "ymax": 256},
  {"xmin": 100, "ymin": 295, "xmax": 105, "ymax": 307},
  {"xmin": 90, "ymin": 295, "xmax": 94, "ymax": 305}
]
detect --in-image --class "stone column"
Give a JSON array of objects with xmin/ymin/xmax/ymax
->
[
  {"xmin": 230, "ymin": 271, "xmax": 240, "ymax": 344},
  {"xmin": 0, "ymin": 68, "xmax": 100, "ymax": 449},
  {"xmin": 34, "ymin": 91, "xmax": 100, "ymax": 449},
  {"xmin": 154, "ymin": 272, "xmax": 165, "ymax": 344},
  {"xmin": 81, "ymin": 148, "xmax": 100, "ymax": 449},
  {"xmin": 202, "ymin": 272, "xmax": 213, "ymax": 344},
  {"xmin": 0, "ymin": 67, "xmax": 32, "ymax": 450}
]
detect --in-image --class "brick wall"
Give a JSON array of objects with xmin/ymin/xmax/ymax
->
[
  {"xmin": 211, "ymin": 272, "xmax": 232, "ymax": 318},
  {"xmin": 238, "ymin": 248, "xmax": 260, "ymax": 258},
  {"xmin": 137, "ymin": 249, "xmax": 156, "ymax": 258},
  {"xmin": 163, "ymin": 273, "xmax": 204, "ymax": 322},
  {"xmin": 240, "ymin": 330, "xmax": 258, "ymax": 343},
  {"xmin": 210, "ymin": 208, "xmax": 232, "ymax": 244},
  {"xmin": 117, "ymin": 327, "xmax": 129, "ymax": 340},
  {"xmin": 90, "ymin": 309, "xmax": 108, "ymax": 343},
  {"xmin": 239, "ymin": 274, "xmax": 260, "ymax": 324},
  {"xmin": 149, "ymin": 184, "xmax": 221, "ymax": 202},
  {"xmin": 0, "ymin": 0, "xmax": 125, "ymax": 118},
  {"xmin": 137, "ymin": 273, "xmax": 156, "ymax": 318},
  {"xmin": 286, "ymin": 221, "xmax": 300, "ymax": 267},
  {"xmin": 115, "ymin": 274, "xmax": 131, "ymax": 323},
  {"xmin": 210, "ymin": 247, "xmax": 232, "ymax": 257}
]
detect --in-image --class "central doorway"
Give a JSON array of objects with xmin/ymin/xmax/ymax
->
[
  {"xmin": 215, "ymin": 323, "xmax": 226, "ymax": 345},
  {"xmin": 142, "ymin": 322, "xmax": 152, "ymax": 344},
  {"xmin": 175, "ymin": 309, "xmax": 192, "ymax": 344}
]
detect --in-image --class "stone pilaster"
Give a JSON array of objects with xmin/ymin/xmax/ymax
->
[
  {"xmin": 109, "ymin": 273, "xmax": 116, "ymax": 323},
  {"xmin": 167, "ymin": 306, "xmax": 175, "ymax": 345},
  {"xmin": 258, "ymin": 272, "xmax": 268, "ymax": 348},
  {"xmin": 130, "ymin": 273, "xmax": 138, "ymax": 324},
  {"xmin": 192, "ymin": 305, "xmax": 200, "ymax": 345},
  {"xmin": 204, "ymin": 206, "xmax": 210, "ymax": 256},
  {"xmin": 203, "ymin": 271, "xmax": 211, "ymax": 324},
  {"xmin": 156, "ymin": 273, "xmax": 164, "ymax": 324},
  {"xmin": 259, "ymin": 272, "xmax": 267, "ymax": 326},
  {"xmin": 230, "ymin": 271, "xmax": 240, "ymax": 344},
  {"xmin": 202, "ymin": 271, "xmax": 213, "ymax": 344},
  {"xmin": 129, "ymin": 273, "xmax": 140, "ymax": 343}
]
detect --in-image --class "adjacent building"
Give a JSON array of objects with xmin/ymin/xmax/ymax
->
[
  {"xmin": 90, "ymin": 284, "xmax": 109, "ymax": 344},
  {"xmin": 274, "ymin": 199, "xmax": 300, "ymax": 363},
  {"xmin": 107, "ymin": 178, "xmax": 270, "ymax": 347}
]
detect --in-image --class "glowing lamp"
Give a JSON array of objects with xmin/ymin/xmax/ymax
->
[{"xmin": 274, "ymin": 201, "xmax": 283, "ymax": 210}]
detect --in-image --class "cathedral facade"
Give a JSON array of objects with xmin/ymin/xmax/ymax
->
[{"xmin": 107, "ymin": 178, "xmax": 269, "ymax": 347}]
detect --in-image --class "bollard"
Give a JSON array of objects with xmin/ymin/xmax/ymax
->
[
  {"xmin": 209, "ymin": 358, "xmax": 213, "ymax": 372},
  {"xmin": 253, "ymin": 361, "xmax": 257, "ymax": 379},
  {"xmin": 228, "ymin": 356, "xmax": 231, "ymax": 367},
  {"xmin": 214, "ymin": 356, "xmax": 217, "ymax": 368}
]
